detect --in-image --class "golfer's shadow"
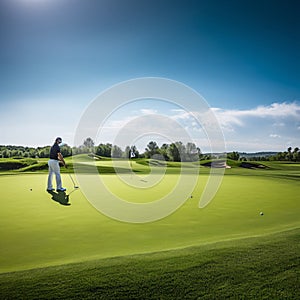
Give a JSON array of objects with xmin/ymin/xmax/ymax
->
[{"xmin": 47, "ymin": 190, "xmax": 71, "ymax": 206}]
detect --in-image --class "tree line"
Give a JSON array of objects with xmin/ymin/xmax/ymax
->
[
  {"xmin": 0, "ymin": 145, "xmax": 72, "ymax": 159},
  {"xmin": 227, "ymin": 147, "xmax": 300, "ymax": 162},
  {"xmin": 0, "ymin": 139, "xmax": 299, "ymax": 162},
  {"xmin": 0, "ymin": 138, "xmax": 203, "ymax": 162},
  {"xmin": 266, "ymin": 147, "xmax": 300, "ymax": 162},
  {"xmin": 80, "ymin": 138, "xmax": 203, "ymax": 162}
]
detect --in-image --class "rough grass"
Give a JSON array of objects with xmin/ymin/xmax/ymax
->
[{"xmin": 0, "ymin": 228, "xmax": 299, "ymax": 299}]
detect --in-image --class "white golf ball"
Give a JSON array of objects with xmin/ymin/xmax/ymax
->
[{"xmin": 260, "ymin": 212, "xmax": 264, "ymax": 216}]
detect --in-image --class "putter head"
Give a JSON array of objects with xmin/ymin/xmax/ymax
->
[{"xmin": 74, "ymin": 186, "xmax": 79, "ymax": 189}]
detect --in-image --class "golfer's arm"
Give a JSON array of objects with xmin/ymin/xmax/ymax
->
[{"xmin": 58, "ymin": 152, "xmax": 66, "ymax": 167}]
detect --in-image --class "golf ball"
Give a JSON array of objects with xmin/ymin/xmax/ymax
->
[{"xmin": 260, "ymin": 212, "xmax": 264, "ymax": 216}]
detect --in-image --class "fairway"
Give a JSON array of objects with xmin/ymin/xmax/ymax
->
[{"xmin": 0, "ymin": 164, "xmax": 300, "ymax": 274}]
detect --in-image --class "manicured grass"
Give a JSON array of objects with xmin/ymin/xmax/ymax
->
[
  {"xmin": 0, "ymin": 158, "xmax": 299, "ymax": 298},
  {"xmin": 0, "ymin": 167, "xmax": 299, "ymax": 273},
  {"xmin": 0, "ymin": 228, "xmax": 299, "ymax": 299}
]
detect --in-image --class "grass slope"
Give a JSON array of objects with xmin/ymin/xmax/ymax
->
[
  {"xmin": 0, "ymin": 228, "xmax": 299, "ymax": 299},
  {"xmin": 0, "ymin": 170, "xmax": 299, "ymax": 273},
  {"xmin": 0, "ymin": 158, "xmax": 299, "ymax": 298},
  {"xmin": 1, "ymin": 155, "xmax": 300, "ymax": 178}
]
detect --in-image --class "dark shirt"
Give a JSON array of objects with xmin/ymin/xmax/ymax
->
[{"xmin": 50, "ymin": 143, "xmax": 61, "ymax": 160}]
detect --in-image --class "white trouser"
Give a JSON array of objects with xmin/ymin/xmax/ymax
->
[{"xmin": 47, "ymin": 159, "xmax": 62, "ymax": 190}]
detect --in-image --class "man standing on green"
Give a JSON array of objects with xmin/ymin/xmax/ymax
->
[{"xmin": 47, "ymin": 137, "xmax": 67, "ymax": 192}]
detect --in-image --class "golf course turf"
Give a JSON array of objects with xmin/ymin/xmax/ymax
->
[{"xmin": 0, "ymin": 157, "xmax": 299, "ymax": 298}]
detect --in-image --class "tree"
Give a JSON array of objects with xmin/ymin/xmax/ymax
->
[
  {"xmin": 83, "ymin": 137, "xmax": 95, "ymax": 148},
  {"xmin": 72, "ymin": 146, "xmax": 85, "ymax": 155},
  {"xmin": 186, "ymin": 142, "xmax": 200, "ymax": 161},
  {"xmin": 159, "ymin": 143, "xmax": 169, "ymax": 161},
  {"xmin": 293, "ymin": 147, "xmax": 299, "ymax": 162},
  {"xmin": 17, "ymin": 150, "xmax": 24, "ymax": 157},
  {"xmin": 96, "ymin": 143, "xmax": 112, "ymax": 157},
  {"xmin": 274, "ymin": 151, "xmax": 286, "ymax": 161},
  {"xmin": 82, "ymin": 137, "xmax": 95, "ymax": 153},
  {"xmin": 111, "ymin": 145, "xmax": 123, "ymax": 158},
  {"xmin": 145, "ymin": 141, "xmax": 159, "ymax": 158},
  {"xmin": 287, "ymin": 147, "xmax": 293, "ymax": 161},
  {"xmin": 29, "ymin": 148, "xmax": 37, "ymax": 158},
  {"xmin": 175, "ymin": 142, "xmax": 187, "ymax": 161},
  {"xmin": 167, "ymin": 143, "xmax": 181, "ymax": 162},
  {"xmin": 10, "ymin": 149, "xmax": 19, "ymax": 157},
  {"xmin": 60, "ymin": 144, "xmax": 72, "ymax": 157},
  {"xmin": 123, "ymin": 146, "xmax": 131, "ymax": 159},
  {"xmin": 2, "ymin": 149, "xmax": 10, "ymax": 158},
  {"xmin": 227, "ymin": 151, "xmax": 240, "ymax": 161}
]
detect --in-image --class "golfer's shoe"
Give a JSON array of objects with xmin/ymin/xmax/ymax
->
[
  {"xmin": 46, "ymin": 188, "xmax": 55, "ymax": 192},
  {"xmin": 56, "ymin": 188, "xmax": 66, "ymax": 192}
]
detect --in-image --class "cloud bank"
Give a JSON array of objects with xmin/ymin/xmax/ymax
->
[
  {"xmin": 98, "ymin": 101, "xmax": 300, "ymax": 152},
  {"xmin": 211, "ymin": 102, "xmax": 300, "ymax": 151}
]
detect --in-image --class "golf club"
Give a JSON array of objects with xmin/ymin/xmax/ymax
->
[{"xmin": 68, "ymin": 173, "xmax": 79, "ymax": 189}]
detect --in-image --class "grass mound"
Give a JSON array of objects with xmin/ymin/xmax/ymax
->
[
  {"xmin": 0, "ymin": 228, "xmax": 299, "ymax": 299},
  {"xmin": 17, "ymin": 162, "xmax": 49, "ymax": 172},
  {"xmin": 0, "ymin": 158, "xmax": 38, "ymax": 170}
]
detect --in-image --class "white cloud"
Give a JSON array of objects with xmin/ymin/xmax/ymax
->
[
  {"xmin": 140, "ymin": 109, "xmax": 158, "ymax": 115},
  {"xmin": 257, "ymin": 102, "xmax": 300, "ymax": 117},
  {"xmin": 272, "ymin": 122, "xmax": 285, "ymax": 127},
  {"xmin": 211, "ymin": 108, "xmax": 243, "ymax": 132},
  {"xmin": 170, "ymin": 109, "xmax": 193, "ymax": 121},
  {"xmin": 90, "ymin": 101, "xmax": 300, "ymax": 152},
  {"xmin": 269, "ymin": 134, "xmax": 281, "ymax": 138},
  {"xmin": 212, "ymin": 102, "xmax": 300, "ymax": 132}
]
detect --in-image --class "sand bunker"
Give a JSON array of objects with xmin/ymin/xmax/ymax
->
[{"xmin": 202, "ymin": 161, "xmax": 231, "ymax": 168}]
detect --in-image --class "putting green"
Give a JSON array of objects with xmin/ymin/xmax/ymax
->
[{"xmin": 0, "ymin": 171, "xmax": 299, "ymax": 273}]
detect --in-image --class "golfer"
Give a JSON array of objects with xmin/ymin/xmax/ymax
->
[{"xmin": 47, "ymin": 137, "xmax": 67, "ymax": 192}]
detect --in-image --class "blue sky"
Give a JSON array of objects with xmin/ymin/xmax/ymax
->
[{"xmin": 0, "ymin": 0, "xmax": 299, "ymax": 152}]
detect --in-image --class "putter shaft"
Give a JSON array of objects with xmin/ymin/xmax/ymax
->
[{"xmin": 68, "ymin": 173, "xmax": 79, "ymax": 188}]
